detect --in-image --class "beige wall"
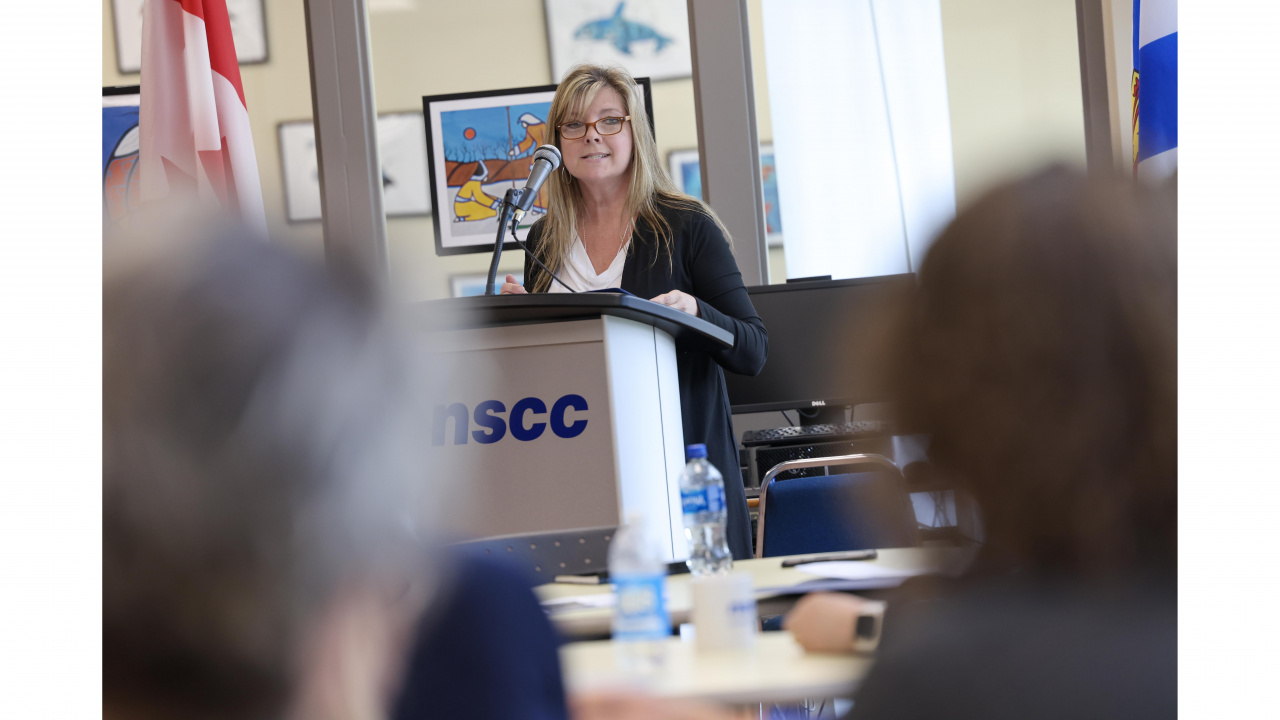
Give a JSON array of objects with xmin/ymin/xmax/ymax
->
[
  {"xmin": 937, "ymin": 0, "xmax": 1087, "ymax": 208},
  {"xmin": 103, "ymin": 0, "xmax": 1082, "ymax": 297},
  {"xmin": 1109, "ymin": 0, "xmax": 1135, "ymax": 172}
]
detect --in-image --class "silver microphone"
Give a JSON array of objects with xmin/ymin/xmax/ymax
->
[{"xmin": 513, "ymin": 144, "xmax": 562, "ymax": 219}]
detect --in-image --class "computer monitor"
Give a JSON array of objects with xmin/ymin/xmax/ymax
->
[{"xmin": 725, "ymin": 274, "xmax": 916, "ymax": 414}]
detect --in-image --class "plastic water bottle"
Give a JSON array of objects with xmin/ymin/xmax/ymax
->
[
  {"xmin": 609, "ymin": 513, "xmax": 668, "ymax": 672},
  {"xmin": 680, "ymin": 443, "xmax": 733, "ymax": 576}
]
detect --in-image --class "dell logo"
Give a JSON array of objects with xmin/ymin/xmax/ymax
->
[
  {"xmin": 811, "ymin": 400, "xmax": 827, "ymax": 407},
  {"xmin": 432, "ymin": 394, "xmax": 589, "ymax": 445}
]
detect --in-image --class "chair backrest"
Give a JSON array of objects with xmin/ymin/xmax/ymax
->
[
  {"xmin": 452, "ymin": 526, "xmax": 615, "ymax": 582},
  {"xmin": 393, "ymin": 553, "xmax": 569, "ymax": 720},
  {"xmin": 756, "ymin": 454, "xmax": 919, "ymax": 558}
]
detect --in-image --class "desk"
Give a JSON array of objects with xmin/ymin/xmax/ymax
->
[
  {"xmin": 561, "ymin": 631, "xmax": 873, "ymax": 704},
  {"xmin": 539, "ymin": 546, "xmax": 975, "ymax": 640}
]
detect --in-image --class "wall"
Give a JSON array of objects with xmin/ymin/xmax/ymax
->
[
  {"xmin": 102, "ymin": 0, "xmax": 1083, "ymax": 297},
  {"xmin": 936, "ymin": 0, "xmax": 1086, "ymax": 209},
  {"xmin": 747, "ymin": 0, "xmax": 1084, "ymax": 272},
  {"xmin": 1110, "ymin": 0, "xmax": 1135, "ymax": 171}
]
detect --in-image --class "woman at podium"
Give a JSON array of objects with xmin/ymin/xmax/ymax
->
[{"xmin": 501, "ymin": 64, "xmax": 767, "ymax": 560}]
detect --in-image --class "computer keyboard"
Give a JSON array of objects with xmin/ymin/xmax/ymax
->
[{"xmin": 741, "ymin": 420, "xmax": 894, "ymax": 448}]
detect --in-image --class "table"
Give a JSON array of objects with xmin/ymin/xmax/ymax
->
[
  {"xmin": 538, "ymin": 546, "xmax": 975, "ymax": 640},
  {"xmin": 561, "ymin": 631, "xmax": 874, "ymax": 705}
]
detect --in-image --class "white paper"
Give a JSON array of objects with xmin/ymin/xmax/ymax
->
[
  {"xmin": 541, "ymin": 593, "xmax": 616, "ymax": 612},
  {"xmin": 792, "ymin": 561, "xmax": 922, "ymax": 582}
]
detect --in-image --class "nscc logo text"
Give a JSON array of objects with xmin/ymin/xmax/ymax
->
[{"xmin": 432, "ymin": 394, "xmax": 589, "ymax": 445}]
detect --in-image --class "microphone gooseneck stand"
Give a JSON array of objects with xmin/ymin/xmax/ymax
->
[
  {"xmin": 486, "ymin": 144, "xmax": 564, "ymax": 296},
  {"xmin": 484, "ymin": 188, "xmax": 523, "ymax": 296},
  {"xmin": 484, "ymin": 187, "xmax": 578, "ymax": 295}
]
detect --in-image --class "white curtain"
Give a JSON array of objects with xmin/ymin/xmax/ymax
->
[{"xmin": 762, "ymin": 0, "xmax": 956, "ymax": 280}]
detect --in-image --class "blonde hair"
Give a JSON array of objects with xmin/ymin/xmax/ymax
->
[{"xmin": 533, "ymin": 64, "xmax": 731, "ymax": 293}]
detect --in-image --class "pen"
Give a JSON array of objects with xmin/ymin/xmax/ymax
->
[
  {"xmin": 780, "ymin": 549, "xmax": 878, "ymax": 567},
  {"xmin": 553, "ymin": 561, "xmax": 691, "ymax": 584}
]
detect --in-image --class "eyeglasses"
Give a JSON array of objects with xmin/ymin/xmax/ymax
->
[{"xmin": 558, "ymin": 116, "xmax": 631, "ymax": 140}]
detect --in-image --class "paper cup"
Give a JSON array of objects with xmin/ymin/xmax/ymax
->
[{"xmin": 690, "ymin": 572, "xmax": 757, "ymax": 652}]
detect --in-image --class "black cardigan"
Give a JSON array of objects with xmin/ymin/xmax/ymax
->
[{"xmin": 523, "ymin": 202, "xmax": 768, "ymax": 559}]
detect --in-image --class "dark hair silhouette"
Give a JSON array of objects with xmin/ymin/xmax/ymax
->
[{"xmin": 892, "ymin": 167, "xmax": 1176, "ymax": 575}]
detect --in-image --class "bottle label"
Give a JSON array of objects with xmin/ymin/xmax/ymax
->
[
  {"xmin": 681, "ymin": 485, "xmax": 725, "ymax": 515},
  {"xmin": 612, "ymin": 573, "xmax": 669, "ymax": 640}
]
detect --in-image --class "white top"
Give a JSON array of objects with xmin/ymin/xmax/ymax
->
[{"xmin": 548, "ymin": 235, "xmax": 628, "ymax": 293}]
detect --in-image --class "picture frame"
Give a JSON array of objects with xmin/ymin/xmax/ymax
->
[
  {"xmin": 544, "ymin": 0, "xmax": 692, "ymax": 82},
  {"xmin": 103, "ymin": 86, "xmax": 142, "ymax": 227},
  {"xmin": 666, "ymin": 147, "xmax": 701, "ymax": 200},
  {"xmin": 111, "ymin": 0, "xmax": 269, "ymax": 75},
  {"xmin": 277, "ymin": 120, "xmax": 319, "ymax": 223},
  {"xmin": 422, "ymin": 78, "xmax": 653, "ymax": 256},
  {"xmin": 759, "ymin": 143, "xmax": 783, "ymax": 248},
  {"xmin": 277, "ymin": 112, "xmax": 432, "ymax": 223},
  {"xmin": 451, "ymin": 272, "xmax": 525, "ymax": 298},
  {"xmin": 667, "ymin": 144, "xmax": 785, "ymax": 248}
]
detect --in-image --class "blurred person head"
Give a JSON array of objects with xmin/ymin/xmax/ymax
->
[
  {"xmin": 533, "ymin": 63, "xmax": 728, "ymax": 292},
  {"xmin": 103, "ymin": 227, "xmax": 435, "ymax": 720},
  {"xmin": 890, "ymin": 166, "xmax": 1176, "ymax": 576}
]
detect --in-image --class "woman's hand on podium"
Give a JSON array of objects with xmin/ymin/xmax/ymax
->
[
  {"xmin": 500, "ymin": 274, "xmax": 527, "ymax": 295},
  {"xmin": 650, "ymin": 289, "xmax": 700, "ymax": 317}
]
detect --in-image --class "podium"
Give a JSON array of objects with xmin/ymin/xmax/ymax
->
[{"xmin": 420, "ymin": 294, "xmax": 733, "ymax": 569}]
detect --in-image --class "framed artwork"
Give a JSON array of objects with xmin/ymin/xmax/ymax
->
[
  {"xmin": 377, "ymin": 113, "xmax": 432, "ymax": 217},
  {"xmin": 422, "ymin": 79, "xmax": 652, "ymax": 256},
  {"xmin": 451, "ymin": 272, "xmax": 525, "ymax": 298},
  {"xmin": 277, "ymin": 112, "xmax": 431, "ymax": 223},
  {"xmin": 277, "ymin": 120, "xmax": 321, "ymax": 222},
  {"xmin": 544, "ymin": 0, "xmax": 691, "ymax": 82},
  {"xmin": 759, "ymin": 144, "xmax": 783, "ymax": 247},
  {"xmin": 111, "ymin": 0, "xmax": 269, "ymax": 75},
  {"xmin": 667, "ymin": 147, "xmax": 701, "ymax": 200},
  {"xmin": 103, "ymin": 86, "xmax": 142, "ymax": 227},
  {"xmin": 667, "ymin": 144, "xmax": 784, "ymax": 248}
]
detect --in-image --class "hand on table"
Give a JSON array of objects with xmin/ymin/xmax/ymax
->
[
  {"xmin": 500, "ymin": 274, "xmax": 527, "ymax": 295},
  {"xmin": 649, "ymin": 289, "xmax": 700, "ymax": 317},
  {"xmin": 571, "ymin": 691, "xmax": 752, "ymax": 720},
  {"xmin": 783, "ymin": 592, "xmax": 873, "ymax": 654}
]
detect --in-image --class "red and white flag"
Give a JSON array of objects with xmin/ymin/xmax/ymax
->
[{"xmin": 138, "ymin": 0, "xmax": 267, "ymax": 234}]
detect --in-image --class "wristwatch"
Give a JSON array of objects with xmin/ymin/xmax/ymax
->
[{"xmin": 851, "ymin": 600, "xmax": 886, "ymax": 654}]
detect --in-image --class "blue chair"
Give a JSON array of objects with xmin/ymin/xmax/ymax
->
[{"xmin": 755, "ymin": 454, "xmax": 919, "ymax": 558}]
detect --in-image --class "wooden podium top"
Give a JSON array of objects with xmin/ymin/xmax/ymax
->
[{"xmin": 420, "ymin": 293, "xmax": 734, "ymax": 350}]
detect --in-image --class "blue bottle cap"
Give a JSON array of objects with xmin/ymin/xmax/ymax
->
[{"xmin": 686, "ymin": 443, "xmax": 707, "ymax": 459}]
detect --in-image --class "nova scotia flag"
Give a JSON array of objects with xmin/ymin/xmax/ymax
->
[{"xmin": 1132, "ymin": 0, "xmax": 1177, "ymax": 181}]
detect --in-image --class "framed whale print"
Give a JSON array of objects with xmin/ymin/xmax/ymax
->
[{"xmin": 544, "ymin": 0, "xmax": 692, "ymax": 82}]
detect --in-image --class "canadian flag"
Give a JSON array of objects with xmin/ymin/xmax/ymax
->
[{"xmin": 138, "ymin": 0, "xmax": 267, "ymax": 234}]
